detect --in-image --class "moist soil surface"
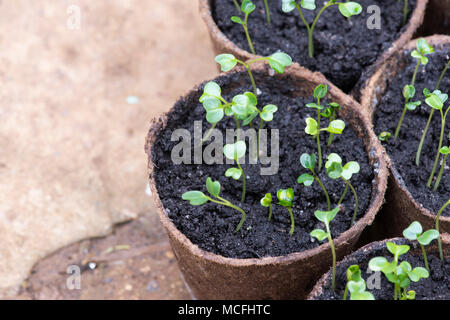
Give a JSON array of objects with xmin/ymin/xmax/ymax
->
[
  {"xmin": 373, "ymin": 44, "xmax": 450, "ymax": 216},
  {"xmin": 211, "ymin": 0, "xmax": 416, "ymax": 93},
  {"xmin": 313, "ymin": 239, "xmax": 450, "ymax": 300},
  {"xmin": 152, "ymin": 71, "xmax": 375, "ymax": 259}
]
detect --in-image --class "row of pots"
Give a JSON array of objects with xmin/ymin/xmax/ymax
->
[{"xmin": 144, "ymin": 1, "xmax": 449, "ymax": 299}]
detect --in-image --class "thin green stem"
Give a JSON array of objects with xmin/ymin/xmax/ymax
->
[
  {"xmin": 202, "ymin": 122, "xmax": 217, "ymax": 143},
  {"xmin": 309, "ymin": 1, "xmax": 335, "ymax": 58},
  {"xmin": 434, "ymin": 154, "xmax": 448, "ymax": 191},
  {"xmin": 233, "ymin": 0, "xmax": 241, "ymax": 12},
  {"xmin": 294, "ymin": 4, "xmax": 313, "ymax": 57},
  {"xmin": 317, "ymin": 109, "xmax": 322, "ymax": 171},
  {"xmin": 312, "ymin": 169, "xmax": 331, "ymax": 210},
  {"xmin": 338, "ymin": 184, "xmax": 349, "ymax": 205},
  {"xmin": 327, "ymin": 111, "xmax": 335, "ymax": 146},
  {"xmin": 263, "ymin": 0, "xmax": 271, "ymax": 24},
  {"xmin": 236, "ymin": 60, "xmax": 258, "ymax": 95},
  {"xmin": 403, "ymin": 0, "xmax": 408, "ymax": 26},
  {"xmin": 411, "ymin": 59, "xmax": 421, "ymax": 86},
  {"xmin": 234, "ymin": 114, "xmax": 242, "ymax": 141},
  {"xmin": 343, "ymin": 178, "xmax": 359, "ymax": 225},
  {"xmin": 420, "ymin": 244, "xmax": 430, "ymax": 272},
  {"xmin": 427, "ymin": 108, "xmax": 448, "ymax": 187},
  {"xmin": 236, "ymin": 161, "xmax": 246, "ymax": 203},
  {"xmin": 243, "ymin": 14, "xmax": 256, "ymax": 55},
  {"xmin": 268, "ymin": 203, "xmax": 273, "ymax": 221},
  {"xmin": 325, "ymin": 222, "xmax": 336, "ymax": 292},
  {"xmin": 257, "ymin": 118, "xmax": 263, "ymax": 160},
  {"xmin": 436, "ymin": 200, "xmax": 450, "ymax": 262},
  {"xmin": 343, "ymin": 285, "xmax": 349, "ymax": 300},
  {"xmin": 436, "ymin": 60, "xmax": 450, "ymax": 90},
  {"xmin": 287, "ymin": 207, "xmax": 295, "ymax": 236},
  {"xmin": 209, "ymin": 196, "xmax": 247, "ymax": 232}
]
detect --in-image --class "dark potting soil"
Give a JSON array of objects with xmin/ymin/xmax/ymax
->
[
  {"xmin": 314, "ymin": 239, "xmax": 450, "ymax": 300},
  {"xmin": 211, "ymin": 0, "xmax": 416, "ymax": 93},
  {"xmin": 151, "ymin": 71, "xmax": 376, "ymax": 259},
  {"xmin": 373, "ymin": 44, "xmax": 450, "ymax": 216}
]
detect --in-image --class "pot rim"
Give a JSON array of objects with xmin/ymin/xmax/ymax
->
[
  {"xmin": 145, "ymin": 63, "xmax": 389, "ymax": 267},
  {"xmin": 361, "ymin": 35, "xmax": 450, "ymax": 224}
]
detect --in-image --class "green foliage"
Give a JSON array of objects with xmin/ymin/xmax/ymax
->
[
  {"xmin": 260, "ymin": 193, "xmax": 273, "ymax": 221},
  {"xmin": 343, "ymin": 265, "xmax": 375, "ymax": 300},
  {"xmin": 403, "ymin": 221, "xmax": 439, "ymax": 271},
  {"xmin": 378, "ymin": 131, "xmax": 391, "ymax": 142},
  {"xmin": 412, "ymin": 38, "xmax": 435, "ymax": 65},
  {"xmin": 224, "ymin": 141, "xmax": 247, "ymax": 202},
  {"xmin": 276, "ymin": 188, "xmax": 296, "ymax": 235},
  {"xmin": 231, "ymin": 0, "xmax": 257, "ymax": 54}
]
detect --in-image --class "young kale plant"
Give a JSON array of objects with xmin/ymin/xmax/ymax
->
[
  {"xmin": 436, "ymin": 199, "xmax": 450, "ymax": 262},
  {"xmin": 434, "ymin": 133, "xmax": 449, "ymax": 191},
  {"xmin": 310, "ymin": 207, "xmax": 340, "ymax": 291},
  {"xmin": 416, "ymin": 58, "xmax": 450, "ymax": 165},
  {"xmin": 297, "ymin": 153, "xmax": 331, "ymax": 210},
  {"xmin": 394, "ymin": 38, "xmax": 434, "ymax": 139},
  {"xmin": 223, "ymin": 141, "xmax": 247, "ymax": 202},
  {"xmin": 423, "ymin": 89, "xmax": 449, "ymax": 188},
  {"xmin": 403, "ymin": 221, "xmax": 439, "ymax": 272},
  {"xmin": 369, "ymin": 242, "xmax": 429, "ymax": 300},
  {"xmin": 378, "ymin": 131, "xmax": 392, "ymax": 142},
  {"xmin": 281, "ymin": 0, "xmax": 362, "ymax": 58},
  {"xmin": 260, "ymin": 193, "xmax": 273, "ymax": 221},
  {"xmin": 343, "ymin": 265, "xmax": 375, "ymax": 300},
  {"xmin": 276, "ymin": 188, "xmax": 296, "ymax": 236},
  {"xmin": 305, "ymin": 84, "xmax": 345, "ymax": 171},
  {"xmin": 231, "ymin": 0, "xmax": 257, "ymax": 54},
  {"xmin": 182, "ymin": 177, "xmax": 247, "ymax": 232},
  {"xmin": 325, "ymin": 153, "xmax": 360, "ymax": 225}
]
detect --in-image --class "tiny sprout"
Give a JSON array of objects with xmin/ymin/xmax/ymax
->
[
  {"xmin": 369, "ymin": 242, "xmax": 429, "ymax": 300},
  {"xmin": 282, "ymin": 0, "xmax": 362, "ymax": 58},
  {"xmin": 424, "ymin": 89, "xmax": 449, "ymax": 188},
  {"xmin": 276, "ymin": 188, "xmax": 295, "ymax": 236},
  {"xmin": 343, "ymin": 265, "xmax": 375, "ymax": 300},
  {"xmin": 263, "ymin": 0, "xmax": 271, "ymax": 24},
  {"xmin": 378, "ymin": 131, "xmax": 391, "ymax": 142},
  {"xmin": 260, "ymin": 193, "xmax": 273, "ymax": 221},
  {"xmin": 231, "ymin": 0, "xmax": 257, "ymax": 55},
  {"xmin": 394, "ymin": 38, "xmax": 434, "ymax": 139},
  {"xmin": 305, "ymin": 84, "xmax": 345, "ymax": 171},
  {"xmin": 436, "ymin": 199, "xmax": 449, "ymax": 262},
  {"xmin": 223, "ymin": 141, "xmax": 247, "ymax": 202},
  {"xmin": 403, "ymin": 221, "xmax": 439, "ymax": 271},
  {"xmin": 310, "ymin": 207, "xmax": 340, "ymax": 291},
  {"xmin": 215, "ymin": 52, "xmax": 292, "ymax": 96},
  {"xmin": 182, "ymin": 177, "xmax": 247, "ymax": 232},
  {"xmin": 297, "ymin": 153, "xmax": 331, "ymax": 210},
  {"xmin": 325, "ymin": 153, "xmax": 360, "ymax": 225}
]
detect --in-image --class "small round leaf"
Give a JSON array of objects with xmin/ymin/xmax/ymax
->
[
  {"xmin": 338, "ymin": 2, "xmax": 362, "ymax": 18},
  {"xmin": 225, "ymin": 167, "xmax": 243, "ymax": 180}
]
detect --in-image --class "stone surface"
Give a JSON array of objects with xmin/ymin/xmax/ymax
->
[{"xmin": 0, "ymin": 0, "xmax": 216, "ymax": 296}]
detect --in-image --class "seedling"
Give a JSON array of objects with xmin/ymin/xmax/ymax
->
[
  {"xmin": 325, "ymin": 102, "xmax": 341, "ymax": 146},
  {"xmin": 182, "ymin": 177, "xmax": 247, "ymax": 232},
  {"xmin": 263, "ymin": 0, "xmax": 271, "ymax": 24},
  {"xmin": 343, "ymin": 265, "xmax": 375, "ymax": 300},
  {"xmin": 403, "ymin": 221, "xmax": 439, "ymax": 271},
  {"xmin": 325, "ymin": 153, "xmax": 360, "ymax": 225},
  {"xmin": 310, "ymin": 207, "xmax": 340, "ymax": 291},
  {"xmin": 369, "ymin": 242, "xmax": 429, "ymax": 300},
  {"xmin": 305, "ymin": 84, "xmax": 345, "ymax": 170},
  {"xmin": 281, "ymin": 0, "xmax": 362, "ymax": 58},
  {"xmin": 231, "ymin": 0, "xmax": 257, "ymax": 55},
  {"xmin": 223, "ymin": 141, "xmax": 247, "ymax": 202},
  {"xmin": 416, "ymin": 58, "xmax": 450, "ymax": 166},
  {"xmin": 215, "ymin": 52, "xmax": 292, "ymax": 96},
  {"xmin": 260, "ymin": 193, "xmax": 273, "ymax": 221},
  {"xmin": 436, "ymin": 199, "xmax": 450, "ymax": 262},
  {"xmin": 297, "ymin": 153, "xmax": 331, "ymax": 210},
  {"xmin": 434, "ymin": 138, "xmax": 449, "ymax": 191},
  {"xmin": 423, "ymin": 89, "xmax": 449, "ymax": 188},
  {"xmin": 378, "ymin": 131, "xmax": 391, "ymax": 142},
  {"xmin": 276, "ymin": 188, "xmax": 295, "ymax": 235},
  {"xmin": 394, "ymin": 38, "xmax": 434, "ymax": 139}
]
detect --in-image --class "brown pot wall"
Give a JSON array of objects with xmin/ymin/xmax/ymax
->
[
  {"xmin": 307, "ymin": 234, "xmax": 450, "ymax": 300},
  {"xmin": 199, "ymin": 0, "xmax": 428, "ymax": 100},
  {"xmin": 145, "ymin": 63, "xmax": 389, "ymax": 300},
  {"xmin": 360, "ymin": 35, "xmax": 450, "ymax": 236}
]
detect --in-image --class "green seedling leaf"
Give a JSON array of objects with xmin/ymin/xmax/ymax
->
[
  {"xmin": 267, "ymin": 52, "xmax": 292, "ymax": 73},
  {"xmin": 425, "ymin": 93, "xmax": 444, "ymax": 110},
  {"xmin": 416, "ymin": 38, "xmax": 435, "ymax": 56},
  {"xmin": 399, "ymin": 261, "xmax": 412, "ymax": 273},
  {"xmin": 326, "ymin": 120, "xmax": 345, "ymax": 134},
  {"xmin": 403, "ymin": 84, "xmax": 416, "ymax": 100},
  {"xmin": 182, "ymin": 191, "xmax": 209, "ymax": 205},
  {"xmin": 405, "ymin": 290, "xmax": 416, "ymax": 300},
  {"xmin": 378, "ymin": 131, "xmax": 391, "ymax": 142},
  {"xmin": 260, "ymin": 193, "xmax": 272, "ymax": 207},
  {"xmin": 403, "ymin": 221, "xmax": 423, "ymax": 240},
  {"xmin": 223, "ymin": 141, "xmax": 247, "ymax": 161},
  {"xmin": 277, "ymin": 188, "xmax": 294, "ymax": 207},
  {"xmin": 338, "ymin": 2, "xmax": 363, "ymax": 18},
  {"xmin": 386, "ymin": 242, "xmax": 410, "ymax": 257},
  {"xmin": 326, "ymin": 161, "xmax": 343, "ymax": 179},
  {"xmin": 320, "ymin": 107, "xmax": 332, "ymax": 118},
  {"xmin": 203, "ymin": 99, "xmax": 224, "ymax": 123},
  {"xmin": 440, "ymin": 146, "xmax": 450, "ymax": 155},
  {"xmin": 241, "ymin": 0, "xmax": 256, "ymax": 14},
  {"xmin": 347, "ymin": 280, "xmax": 366, "ymax": 294},
  {"xmin": 200, "ymin": 81, "xmax": 221, "ymax": 102},
  {"xmin": 215, "ymin": 54, "xmax": 237, "ymax": 72},
  {"xmin": 407, "ymin": 267, "xmax": 429, "ymax": 282},
  {"xmin": 231, "ymin": 16, "xmax": 243, "ymax": 24},
  {"xmin": 301, "ymin": 0, "xmax": 316, "ymax": 11},
  {"xmin": 406, "ymin": 101, "xmax": 421, "ymax": 111},
  {"xmin": 411, "ymin": 50, "xmax": 429, "ymax": 65},
  {"xmin": 346, "ymin": 265, "xmax": 362, "ymax": 282},
  {"xmin": 326, "ymin": 153, "xmax": 343, "ymax": 166},
  {"xmin": 314, "ymin": 207, "xmax": 339, "ymax": 224},
  {"xmin": 242, "ymin": 111, "xmax": 258, "ymax": 126},
  {"xmin": 260, "ymin": 104, "xmax": 278, "ymax": 121},
  {"xmin": 313, "ymin": 84, "xmax": 327, "ymax": 100},
  {"xmin": 328, "ymin": 102, "xmax": 340, "ymax": 110},
  {"xmin": 342, "ymin": 161, "xmax": 360, "ymax": 180},
  {"xmin": 351, "ymin": 291, "xmax": 375, "ymax": 300},
  {"xmin": 281, "ymin": 0, "xmax": 296, "ymax": 12},
  {"xmin": 417, "ymin": 229, "xmax": 439, "ymax": 246},
  {"xmin": 306, "ymin": 103, "xmax": 324, "ymax": 110},
  {"xmin": 232, "ymin": 94, "xmax": 252, "ymax": 117},
  {"xmin": 305, "ymin": 117, "xmax": 318, "ymax": 136},
  {"xmin": 225, "ymin": 167, "xmax": 243, "ymax": 180},
  {"xmin": 368, "ymin": 257, "xmax": 388, "ymax": 272},
  {"xmin": 300, "ymin": 153, "xmax": 316, "ymax": 170},
  {"xmin": 310, "ymin": 229, "xmax": 328, "ymax": 241},
  {"xmin": 206, "ymin": 177, "xmax": 221, "ymax": 197},
  {"xmin": 297, "ymin": 173, "xmax": 314, "ymax": 186},
  {"xmin": 432, "ymin": 90, "xmax": 448, "ymax": 103}
]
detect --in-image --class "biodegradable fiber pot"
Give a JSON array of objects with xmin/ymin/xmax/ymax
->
[
  {"xmin": 199, "ymin": 0, "xmax": 427, "ymax": 94},
  {"xmin": 360, "ymin": 35, "xmax": 450, "ymax": 237},
  {"xmin": 145, "ymin": 63, "xmax": 388, "ymax": 300},
  {"xmin": 308, "ymin": 235, "xmax": 450, "ymax": 300}
]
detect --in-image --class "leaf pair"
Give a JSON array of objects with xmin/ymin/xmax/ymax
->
[
  {"xmin": 281, "ymin": 0, "xmax": 362, "ymax": 18},
  {"xmin": 231, "ymin": 0, "xmax": 255, "ymax": 22},
  {"xmin": 200, "ymin": 82, "xmax": 225, "ymax": 124},
  {"xmin": 424, "ymin": 88, "xmax": 449, "ymax": 110},
  {"xmin": 310, "ymin": 207, "xmax": 339, "ymax": 241},
  {"xmin": 345, "ymin": 265, "xmax": 375, "ymax": 300},
  {"xmin": 215, "ymin": 52, "xmax": 292, "ymax": 74},
  {"xmin": 181, "ymin": 177, "xmax": 220, "ymax": 205},
  {"xmin": 411, "ymin": 38, "xmax": 435, "ymax": 65},
  {"xmin": 325, "ymin": 153, "xmax": 360, "ymax": 180},
  {"xmin": 402, "ymin": 85, "xmax": 421, "ymax": 111},
  {"xmin": 224, "ymin": 141, "xmax": 246, "ymax": 180},
  {"xmin": 277, "ymin": 188, "xmax": 294, "ymax": 207},
  {"xmin": 403, "ymin": 221, "xmax": 439, "ymax": 246},
  {"xmin": 305, "ymin": 118, "xmax": 345, "ymax": 136}
]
